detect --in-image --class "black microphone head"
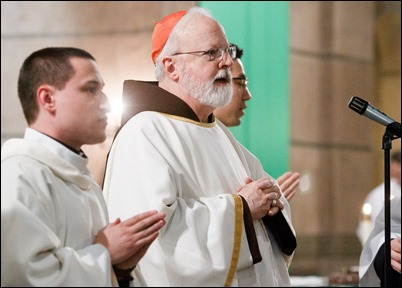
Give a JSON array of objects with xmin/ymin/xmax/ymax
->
[{"xmin": 348, "ymin": 96, "xmax": 368, "ymax": 115}]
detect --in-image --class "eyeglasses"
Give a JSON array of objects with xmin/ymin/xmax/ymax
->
[
  {"xmin": 172, "ymin": 46, "xmax": 237, "ymax": 62},
  {"xmin": 232, "ymin": 77, "xmax": 248, "ymax": 88}
]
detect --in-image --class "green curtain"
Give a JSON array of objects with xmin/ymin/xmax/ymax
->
[{"xmin": 198, "ymin": 1, "xmax": 290, "ymax": 178}]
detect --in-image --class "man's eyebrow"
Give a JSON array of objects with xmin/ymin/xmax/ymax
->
[
  {"xmin": 233, "ymin": 74, "xmax": 247, "ymax": 79},
  {"xmin": 84, "ymin": 80, "xmax": 103, "ymax": 87}
]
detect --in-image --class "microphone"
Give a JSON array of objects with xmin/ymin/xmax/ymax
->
[{"xmin": 348, "ymin": 96, "xmax": 401, "ymax": 137}]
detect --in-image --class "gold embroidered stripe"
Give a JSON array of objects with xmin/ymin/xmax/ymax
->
[
  {"xmin": 159, "ymin": 112, "xmax": 216, "ymax": 127},
  {"xmin": 225, "ymin": 194, "xmax": 243, "ymax": 287}
]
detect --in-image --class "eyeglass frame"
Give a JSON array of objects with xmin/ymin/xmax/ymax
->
[
  {"xmin": 171, "ymin": 46, "xmax": 237, "ymax": 62},
  {"xmin": 232, "ymin": 77, "xmax": 248, "ymax": 87}
]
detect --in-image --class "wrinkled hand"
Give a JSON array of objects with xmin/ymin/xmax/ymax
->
[
  {"xmin": 95, "ymin": 210, "xmax": 165, "ymax": 265},
  {"xmin": 277, "ymin": 171, "xmax": 300, "ymax": 201},
  {"xmin": 237, "ymin": 177, "xmax": 282, "ymax": 220},
  {"xmin": 391, "ymin": 237, "xmax": 401, "ymax": 273}
]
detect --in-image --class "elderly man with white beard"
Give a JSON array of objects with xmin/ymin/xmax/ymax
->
[{"xmin": 103, "ymin": 6, "xmax": 296, "ymax": 287}]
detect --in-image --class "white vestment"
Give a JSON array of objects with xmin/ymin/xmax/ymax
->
[
  {"xmin": 359, "ymin": 194, "xmax": 401, "ymax": 286},
  {"xmin": 1, "ymin": 128, "xmax": 115, "ymax": 286},
  {"xmin": 356, "ymin": 179, "xmax": 401, "ymax": 245},
  {"xmin": 103, "ymin": 111, "xmax": 295, "ymax": 287}
]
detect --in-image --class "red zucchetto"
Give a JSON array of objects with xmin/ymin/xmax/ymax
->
[{"xmin": 151, "ymin": 10, "xmax": 187, "ymax": 65}]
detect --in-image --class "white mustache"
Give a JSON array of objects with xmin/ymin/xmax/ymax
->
[{"xmin": 214, "ymin": 70, "xmax": 231, "ymax": 82}]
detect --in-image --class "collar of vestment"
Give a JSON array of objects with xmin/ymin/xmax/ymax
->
[{"xmin": 120, "ymin": 80, "xmax": 214, "ymax": 127}]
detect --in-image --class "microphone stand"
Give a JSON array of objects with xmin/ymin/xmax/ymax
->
[{"xmin": 382, "ymin": 122, "xmax": 400, "ymax": 287}]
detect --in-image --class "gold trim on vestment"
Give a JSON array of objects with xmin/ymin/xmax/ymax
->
[
  {"xmin": 111, "ymin": 266, "xmax": 118, "ymax": 287},
  {"xmin": 225, "ymin": 194, "xmax": 243, "ymax": 287},
  {"xmin": 159, "ymin": 112, "xmax": 216, "ymax": 127}
]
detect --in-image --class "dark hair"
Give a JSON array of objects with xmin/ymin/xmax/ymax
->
[
  {"xmin": 391, "ymin": 150, "xmax": 401, "ymax": 164},
  {"xmin": 229, "ymin": 43, "xmax": 243, "ymax": 60},
  {"xmin": 18, "ymin": 47, "xmax": 95, "ymax": 124}
]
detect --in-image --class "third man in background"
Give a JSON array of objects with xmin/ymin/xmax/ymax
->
[
  {"xmin": 214, "ymin": 43, "xmax": 301, "ymax": 202},
  {"xmin": 356, "ymin": 150, "xmax": 401, "ymax": 246}
]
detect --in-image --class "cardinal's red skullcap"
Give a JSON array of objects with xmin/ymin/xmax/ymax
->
[{"xmin": 151, "ymin": 10, "xmax": 187, "ymax": 65}]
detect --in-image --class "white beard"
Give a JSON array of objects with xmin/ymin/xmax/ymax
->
[{"xmin": 179, "ymin": 67, "xmax": 233, "ymax": 108}]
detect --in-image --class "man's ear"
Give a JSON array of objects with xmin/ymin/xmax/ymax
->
[
  {"xmin": 37, "ymin": 84, "xmax": 56, "ymax": 112},
  {"xmin": 162, "ymin": 56, "xmax": 179, "ymax": 81}
]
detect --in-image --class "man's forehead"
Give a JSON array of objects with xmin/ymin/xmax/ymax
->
[{"xmin": 181, "ymin": 15, "xmax": 226, "ymax": 41}]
